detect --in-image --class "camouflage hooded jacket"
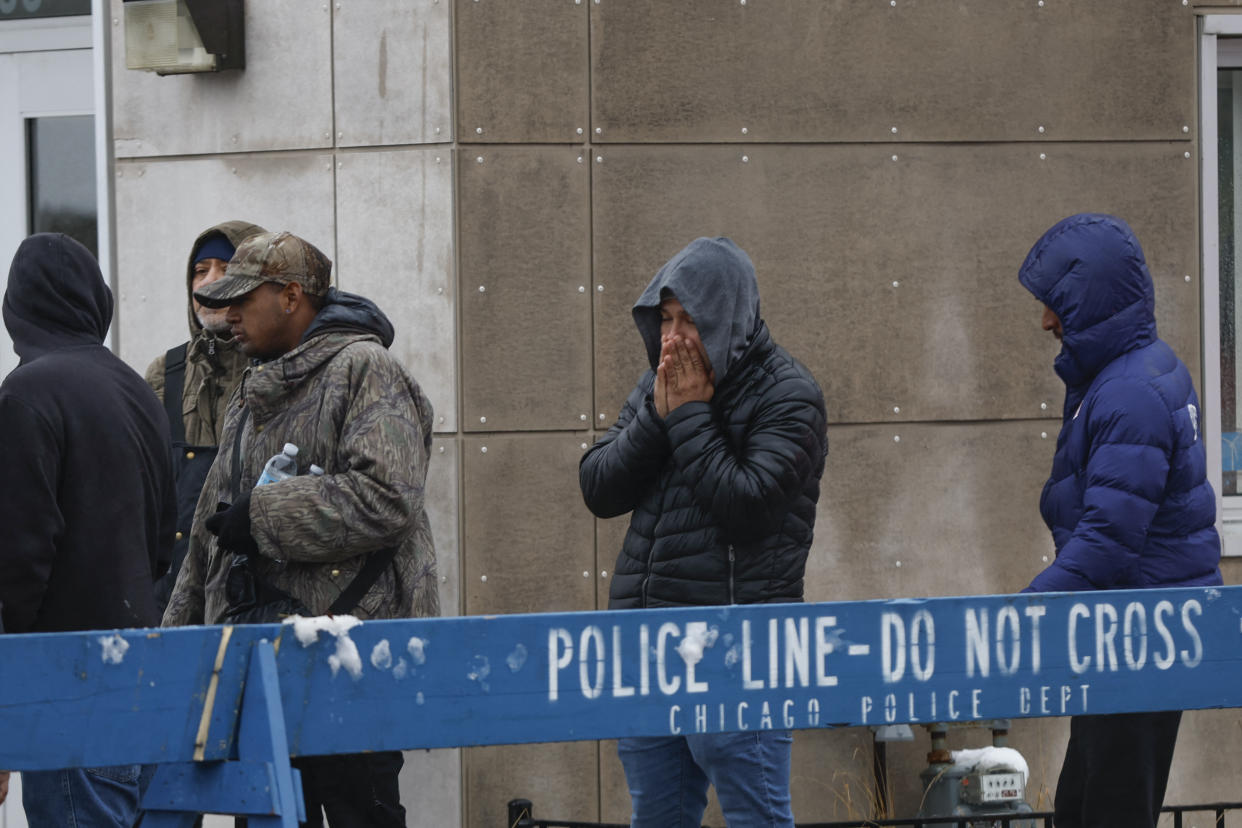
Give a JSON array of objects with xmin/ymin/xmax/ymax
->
[
  {"xmin": 144, "ymin": 221, "xmax": 266, "ymax": 446},
  {"xmin": 161, "ymin": 291, "xmax": 440, "ymax": 626}
]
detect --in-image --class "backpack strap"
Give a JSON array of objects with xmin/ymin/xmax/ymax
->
[
  {"xmin": 229, "ymin": 405, "xmax": 251, "ymax": 501},
  {"xmin": 328, "ymin": 546, "xmax": 400, "ymax": 615},
  {"xmin": 162, "ymin": 343, "xmax": 189, "ymax": 444},
  {"xmin": 228, "ymin": 398, "xmax": 394, "ymax": 616}
]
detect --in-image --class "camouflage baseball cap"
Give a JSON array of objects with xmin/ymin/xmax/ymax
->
[{"xmin": 194, "ymin": 231, "xmax": 332, "ymax": 308}]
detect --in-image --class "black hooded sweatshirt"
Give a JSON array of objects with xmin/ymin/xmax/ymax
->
[{"xmin": 0, "ymin": 234, "xmax": 175, "ymax": 632}]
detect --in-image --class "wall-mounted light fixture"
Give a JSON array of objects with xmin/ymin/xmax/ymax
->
[{"xmin": 123, "ymin": 0, "xmax": 244, "ymax": 75}]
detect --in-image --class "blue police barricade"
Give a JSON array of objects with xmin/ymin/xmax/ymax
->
[{"xmin": 0, "ymin": 585, "xmax": 1238, "ymax": 825}]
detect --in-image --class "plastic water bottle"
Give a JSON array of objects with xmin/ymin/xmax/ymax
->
[
  {"xmin": 256, "ymin": 443, "xmax": 299, "ymax": 486},
  {"xmin": 309, "ymin": 464, "xmax": 325, "ymax": 477}
]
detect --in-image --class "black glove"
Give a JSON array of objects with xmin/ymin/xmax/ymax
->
[{"xmin": 204, "ymin": 491, "xmax": 259, "ymax": 557}]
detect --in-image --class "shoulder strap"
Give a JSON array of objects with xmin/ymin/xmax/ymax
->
[
  {"xmin": 328, "ymin": 545, "xmax": 400, "ymax": 615},
  {"xmin": 230, "ymin": 400, "xmax": 394, "ymax": 615},
  {"xmin": 229, "ymin": 405, "xmax": 251, "ymax": 501},
  {"xmin": 163, "ymin": 343, "xmax": 189, "ymax": 444}
]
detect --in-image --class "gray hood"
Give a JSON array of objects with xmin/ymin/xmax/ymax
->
[{"xmin": 632, "ymin": 237, "xmax": 760, "ymax": 382}]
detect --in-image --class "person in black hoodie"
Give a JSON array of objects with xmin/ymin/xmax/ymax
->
[
  {"xmin": 580, "ymin": 237, "xmax": 827, "ymax": 828},
  {"xmin": 0, "ymin": 233, "xmax": 175, "ymax": 827}
]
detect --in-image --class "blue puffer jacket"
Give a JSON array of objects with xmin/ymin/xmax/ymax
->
[{"xmin": 1019, "ymin": 213, "xmax": 1221, "ymax": 592}]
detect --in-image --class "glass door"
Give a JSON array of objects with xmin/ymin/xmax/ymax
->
[{"xmin": 0, "ymin": 10, "xmax": 95, "ymax": 380}]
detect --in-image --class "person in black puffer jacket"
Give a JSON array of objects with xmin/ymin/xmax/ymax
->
[{"xmin": 580, "ymin": 236, "xmax": 827, "ymax": 828}]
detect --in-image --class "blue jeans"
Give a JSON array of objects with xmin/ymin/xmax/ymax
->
[
  {"xmin": 617, "ymin": 731, "xmax": 794, "ymax": 828},
  {"xmin": 22, "ymin": 764, "xmax": 142, "ymax": 828}
]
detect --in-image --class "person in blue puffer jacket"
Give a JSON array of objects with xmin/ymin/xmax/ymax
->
[{"xmin": 1019, "ymin": 213, "xmax": 1222, "ymax": 828}]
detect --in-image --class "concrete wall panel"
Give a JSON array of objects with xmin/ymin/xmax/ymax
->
[
  {"xmin": 456, "ymin": 0, "xmax": 588, "ymax": 144},
  {"xmin": 1165, "ymin": 709, "xmax": 1242, "ymax": 805},
  {"xmin": 464, "ymin": 742, "xmax": 597, "ymax": 828},
  {"xmin": 110, "ymin": 0, "xmax": 332, "ymax": 157},
  {"xmin": 459, "ymin": 148, "xmax": 591, "ymax": 431},
  {"xmin": 809, "ymin": 421, "xmax": 1055, "ymax": 603},
  {"xmin": 462, "ymin": 435, "xmax": 596, "ymax": 615},
  {"xmin": 591, "ymin": 0, "xmax": 1194, "ymax": 143},
  {"xmin": 334, "ymin": 0, "xmax": 453, "ymax": 147},
  {"xmin": 412, "ymin": 434, "xmax": 457, "ymax": 824},
  {"xmin": 113, "ymin": 154, "xmax": 334, "ymax": 374},
  {"xmin": 401, "ymin": 748, "xmax": 462, "ymax": 828},
  {"xmin": 428, "ymin": 436, "xmax": 461, "ymax": 617},
  {"xmin": 594, "ymin": 515, "xmax": 628, "ymax": 609},
  {"xmin": 592, "ymin": 143, "xmax": 1198, "ymax": 426},
  {"xmin": 335, "ymin": 147, "xmax": 457, "ymax": 431}
]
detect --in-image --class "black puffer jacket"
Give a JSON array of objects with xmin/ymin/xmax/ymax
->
[{"xmin": 580, "ymin": 237, "xmax": 827, "ymax": 608}]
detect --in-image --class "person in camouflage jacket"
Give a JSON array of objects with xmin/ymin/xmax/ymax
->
[
  {"xmin": 161, "ymin": 230, "xmax": 440, "ymax": 627},
  {"xmin": 161, "ymin": 230, "xmax": 438, "ymax": 826},
  {"xmin": 145, "ymin": 220, "xmax": 267, "ymax": 612},
  {"xmin": 145, "ymin": 220, "xmax": 267, "ymax": 446}
]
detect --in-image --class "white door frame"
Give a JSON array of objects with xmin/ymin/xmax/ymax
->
[{"xmin": 0, "ymin": 6, "xmax": 111, "ymax": 378}]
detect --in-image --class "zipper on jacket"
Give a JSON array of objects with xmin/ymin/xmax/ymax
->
[
  {"xmin": 642, "ymin": 552, "xmax": 653, "ymax": 608},
  {"xmin": 728, "ymin": 544, "xmax": 736, "ymax": 605}
]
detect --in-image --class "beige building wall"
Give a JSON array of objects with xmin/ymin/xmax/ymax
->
[{"xmin": 107, "ymin": 1, "xmax": 1242, "ymax": 825}]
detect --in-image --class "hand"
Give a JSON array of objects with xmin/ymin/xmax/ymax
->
[
  {"xmin": 659, "ymin": 333, "xmax": 714, "ymax": 416},
  {"xmin": 0, "ymin": 770, "xmax": 9, "ymax": 804},
  {"xmin": 204, "ymin": 492, "xmax": 259, "ymax": 557},
  {"xmin": 653, "ymin": 353, "xmax": 670, "ymax": 417}
]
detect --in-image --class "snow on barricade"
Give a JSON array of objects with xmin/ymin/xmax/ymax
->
[
  {"xmin": 98, "ymin": 634, "xmax": 129, "ymax": 665},
  {"xmin": 371, "ymin": 639, "xmax": 392, "ymax": 670},
  {"xmin": 284, "ymin": 615, "xmax": 364, "ymax": 679},
  {"xmin": 676, "ymin": 622, "xmax": 719, "ymax": 666}
]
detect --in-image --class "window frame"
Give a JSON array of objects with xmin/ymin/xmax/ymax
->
[{"xmin": 1201, "ymin": 15, "xmax": 1242, "ymax": 555}]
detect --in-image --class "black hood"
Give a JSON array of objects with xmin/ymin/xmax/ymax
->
[
  {"xmin": 3, "ymin": 233, "xmax": 111, "ymax": 363},
  {"xmin": 301, "ymin": 288, "xmax": 395, "ymax": 348}
]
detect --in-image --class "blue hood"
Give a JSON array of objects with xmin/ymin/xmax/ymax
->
[
  {"xmin": 1018, "ymin": 213, "xmax": 1157, "ymax": 389},
  {"xmin": 301, "ymin": 288, "xmax": 395, "ymax": 348},
  {"xmin": 632, "ymin": 237, "xmax": 760, "ymax": 383}
]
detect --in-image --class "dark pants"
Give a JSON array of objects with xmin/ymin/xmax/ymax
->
[
  {"xmin": 237, "ymin": 751, "xmax": 405, "ymax": 828},
  {"xmin": 1053, "ymin": 710, "xmax": 1181, "ymax": 828}
]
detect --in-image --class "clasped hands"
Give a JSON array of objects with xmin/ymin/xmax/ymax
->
[{"xmin": 653, "ymin": 333, "xmax": 714, "ymax": 418}]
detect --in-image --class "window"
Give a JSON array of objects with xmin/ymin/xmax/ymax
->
[
  {"xmin": 26, "ymin": 115, "xmax": 96, "ymax": 256},
  {"xmin": 0, "ymin": 1, "xmax": 91, "ymax": 22},
  {"xmin": 1201, "ymin": 18, "xmax": 1242, "ymax": 554},
  {"xmin": 0, "ymin": 13, "xmax": 101, "ymax": 380}
]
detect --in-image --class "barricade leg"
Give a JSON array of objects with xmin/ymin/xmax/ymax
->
[{"xmin": 141, "ymin": 640, "xmax": 304, "ymax": 827}]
